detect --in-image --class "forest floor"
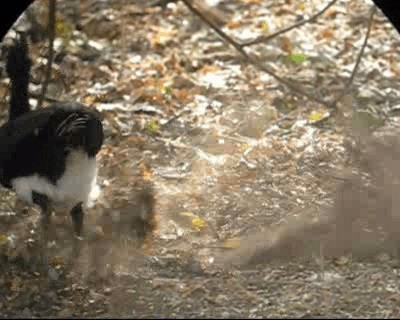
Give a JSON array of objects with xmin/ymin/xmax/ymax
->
[{"xmin": 2, "ymin": 0, "xmax": 400, "ymax": 318}]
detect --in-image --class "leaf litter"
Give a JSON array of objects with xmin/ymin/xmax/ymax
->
[{"xmin": 1, "ymin": 0, "xmax": 400, "ymax": 318}]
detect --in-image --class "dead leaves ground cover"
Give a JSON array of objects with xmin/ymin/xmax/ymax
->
[{"xmin": 1, "ymin": 0, "xmax": 400, "ymax": 317}]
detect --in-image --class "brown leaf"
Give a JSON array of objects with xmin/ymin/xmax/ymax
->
[
  {"xmin": 279, "ymin": 36, "xmax": 293, "ymax": 53},
  {"xmin": 316, "ymin": 28, "xmax": 334, "ymax": 41}
]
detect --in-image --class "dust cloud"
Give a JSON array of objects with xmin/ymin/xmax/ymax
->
[{"xmin": 219, "ymin": 130, "xmax": 400, "ymax": 267}]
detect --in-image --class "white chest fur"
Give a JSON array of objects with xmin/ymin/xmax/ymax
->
[{"xmin": 11, "ymin": 149, "xmax": 98, "ymax": 209}]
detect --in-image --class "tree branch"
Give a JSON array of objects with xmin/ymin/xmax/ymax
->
[
  {"xmin": 331, "ymin": 6, "xmax": 376, "ymax": 109},
  {"xmin": 180, "ymin": 0, "xmax": 331, "ymax": 108},
  {"xmin": 241, "ymin": 0, "xmax": 339, "ymax": 47}
]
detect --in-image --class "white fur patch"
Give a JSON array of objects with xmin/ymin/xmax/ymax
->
[{"xmin": 11, "ymin": 149, "xmax": 99, "ymax": 209}]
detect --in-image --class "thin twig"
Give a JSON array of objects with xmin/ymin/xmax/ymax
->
[
  {"xmin": 180, "ymin": 0, "xmax": 331, "ymax": 108},
  {"xmin": 330, "ymin": 6, "xmax": 376, "ymax": 109},
  {"xmin": 241, "ymin": 0, "xmax": 339, "ymax": 47},
  {"xmin": 38, "ymin": 0, "xmax": 57, "ymax": 108},
  {"xmin": 161, "ymin": 107, "xmax": 191, "ymax": 128},
  {"xmin": 343, "ymin": 6, "xmax": 376, "ymax": 96}
]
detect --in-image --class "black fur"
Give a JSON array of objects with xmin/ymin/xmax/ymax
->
[
  {"xmin": 0, "ymin": 33, "xmax": 104, "ymax": 240},
  {"xmin": 5, "ymin": 34, "xmax": 31, "ymax": 121},
  {"xmin": 0, "ymin": 103, "xmax": 103, "ymax": 188}
]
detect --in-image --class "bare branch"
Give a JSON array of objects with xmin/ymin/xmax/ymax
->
[
  {"xmin": 241, "ymin": 0, "xmax": 339, "ymax": 47},
  {"xmin": 38, "ymin": 0, "xmax": 57, "ymax": 108},
  {"xmin": 331, "ymin": 6, "xmax": 376, "ymax": 109},
  {"xmin": 180, "ymin": 0, "xmax": 331, "ymax": 108}
]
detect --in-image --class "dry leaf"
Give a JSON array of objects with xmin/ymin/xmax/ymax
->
[
  {"xmin": 279, "ymin": 36, "xmax": 293, "ymax": 53},
  {"xmin": 317, "ymin": 28, "xmax": 334, "ymax": 41},
  {"xmin": 225, "ymin": 21, "xmax": 242, "ymax": 29},
  {"xmin": 224, "ymin": 238, "xmax": 241, "ymax": 249},
  {"xmin": 296, "ymin": 1, "xmax": 306, "ymax": 11},
  {"xmin": 239, "ymin": 143, "xmax": 250, "ymax": 153},
  {"xmin": 83, "ymin": 95, "xmax": 96, "ymax": 105},
  {"xmin": 139, "ymin": 161, "xmax": 154, "ymax": 181},
  {"xmin": 244, "ymin": 0, "xmax": 260, "ymax": 4},
  {"xmin": 326, "ymin": 8, "xmax": 338, "ymax": 18},
  {"xmin": 199, "ymin": 65, "xmax": 221, "ymax": 73},
  {"xmin": 151, "ymin": 30, "xmax": 177, "ymax": 47}
]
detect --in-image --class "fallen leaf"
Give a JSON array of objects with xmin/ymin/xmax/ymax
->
[
  {"xmin": 317, "ymin": 28, "xmax": 334, "ymax": 41},
  {"xmin": 192, "ymin": 216, "xmax": 207, "ymax": 232},
  {"xmin": 239, "ymin": 143, "xmax": 250, "ymax": 153},
  {"xmin": 0, "ymin": 234, "xmax": 8, "ymax": 245},
  {"xmin": 224, "ymin": 238, "xmax": 241, "ymax": 249},
  {"xmin": 225, "ymin": 21, "xmax": 242, "ymax": 29},
  {"xmin": 83, "ymin": 95, "xmax": 96, "ymax": 105},
  {"xmin": 309, "ymin": 109, "xmax": 329, "ymax": 123},
  {"xmin": 288, "ymin": 53, "xmax": 308, "ymax": 64},
  {"xmin": 260, "ymin": 21, "xmax": 269, "ymax": 33},
  {"xmin": 179, "ymin": 212, "xmax": 207, "ymax": 231},
  {"xmin": 151, "ymin": 30, "xmax": 177, "ymax": 47},
  {"xmin": 199, "ymin": 65, "xmax": 221, "ymax": 74},
  {"xmin": 145, "ymin": 119, "xmax": 160, "ymax": 135},
  {"xmin": 56, "ymin": 20, "xmax": 74, "ymax": 45},
  {"xmin": 279, "ymin": 36, "xmax": 293, "ymax": 53},
  {"xmin": 296, "ymin": 1, "xmax": 306, "ymax": 11}
]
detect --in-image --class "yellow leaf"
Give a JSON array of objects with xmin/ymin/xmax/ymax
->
[
  {"xmin": 239, "ymin": 143, "xmax": 250, "ymax": 153},
  {"xmin": 309, "ymin": 109, "xmax": 329, "ymax": 122},
  {"xmin": 143, "ymin": 167, "xmax": 153, "ymax": 181},
  {"xmin": 224, "ymin": 238, "xmax": 241, "ymax": 249},
  {"xmin": 145, "ymin": 119, "xmax": 160, "ymax": 135},
  {"xmin": 261, "ymin": 21, "xmax": 269, "ymax": 33},
  {"xmin": 180, "ymin": 212, "xmax": 196, "ymax": 218},
  {"xmin": 162, "ymin": 85, "xmax": 172, "ymax": 95},
  {"xmin": 192, "ymin": 216, "xmax": 206, "ymax": 231},
  {"xmin": 296, "ymin": 1, "xmax": 306, "ymax": 11},
  {"xmin": 0, "ymin": 234, "xmax": 8, "ymax": 245},
  {"xmin": 56, "ymin": 20, "xmax": 74, "ymax": 45},
  {"xmin": 83, "ymin": 95, "xmax": 96, "ymax": 105},
  {"xmin": 179, "ymin": 212, "xmax": 207, "ymax": 231}
]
